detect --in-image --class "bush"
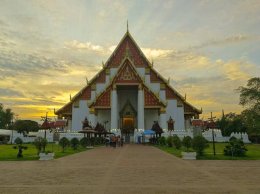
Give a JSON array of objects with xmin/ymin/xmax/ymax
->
[
  {"xmin": 59, "ymin": 137, "xmax": 70, "ymax": 152},
  {"xmin": 172, "ymin": 135, "xmax": 182, "ymax": 149},
  {"xmin": 14, "ymin": 137, "xmax": 23, "ymax": 145},
  {"xmin": 158, "ymin": 136, "xmax": 166, "ymax": 146},
  {"xmin": 167, "ymin": 136, "xmax": 174, "ymax": 147},
  {"xmin": 182, "ymin": 136, "xmax": 192, "ymax": 151},
  {"xmin": 192, "ymin": 136, "xmax": 209, "ymax": 156},
  {"xmin": 80, "ymin": 137, "xmax": 89, "ymax": 147},
  {"xmin": 34, "ymin": 137, "xmax": 47, "ymax": 154},
  {"xmin": 224, "ymin": 137, "xmax": 247, "ymax": 157},
  {"xmin": 70, "ymin": 138, "xmax": 79, "ymax": 150}
]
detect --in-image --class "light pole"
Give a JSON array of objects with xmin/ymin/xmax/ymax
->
[{"xmin": 208, "ymin": 112, "xmax": 216, "ymax": 156}]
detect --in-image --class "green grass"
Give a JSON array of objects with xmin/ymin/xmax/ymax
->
[
  {"xmin": 0, "ymin": 143, "xmax": 89, "ymax": 161},
  {"xmin": 156, "ymin": 143, "xmax": 260, "ymax": 160}
]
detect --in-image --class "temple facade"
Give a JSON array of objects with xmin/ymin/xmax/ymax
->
[{"xmin": 56, "ymin": 30, "xmax": 201, "ymax": 139}]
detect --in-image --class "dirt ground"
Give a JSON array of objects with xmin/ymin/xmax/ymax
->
[{"xmin": 0, "ymin": 144, "xmax": 259, "ymax": 194}]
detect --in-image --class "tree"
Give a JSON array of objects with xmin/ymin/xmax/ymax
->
[
  {"xmin": 59, "ymin": 137, "xmax": 70, "ymax": 152},
  {"xmin": 0, "ymin": 104, "xmax": 14, "ymax": 129},
  {"xmin": 224, "ymin": 137, "xmax": 247, "ymax": 157},
  {"xmin": 192, "ymin": 136, "xmax": 209, "ymax": 156},
  {"xmin": 70, "ymin": 138, "xmax": 80, "ymax": 150},
  {"xmin": 237, "ymin": 77, "xmax": 260, "ymax": 142},
  {"xmin": 14, "ymin": 137, "xmax": 23, "ymax": 145},
  {"xmin": 172, "ymin": 135, "xmax": 182, "ymax": 149},
  {"xmin": 182, "ymin": 136, "xmax": 192, "ymax": 151},
  {"xmin": 237, "ymin": 77, "xmax": 260, "ymax": 108},
  {"xmin": 80, "ymin": 137, "xmax": 89, "ymax": 148},
  {"xmin": 34, "ymin": 137, "xmax": 47, "ymax": 154},
  {"xmin": 13, "ymin": 120, "xmax": 39, "ymax": 134}
]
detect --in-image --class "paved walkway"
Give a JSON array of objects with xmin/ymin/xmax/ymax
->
[{"xmin": 0, "ymin": 144, "xmax": 260, "ymax": 194}]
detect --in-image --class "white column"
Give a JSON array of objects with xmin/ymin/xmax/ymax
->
[
  {"xmin": 138, "ymin": 87, "xmax": 144, "ymax": 129},
  {"xmin": 111, "ymin": 87, "xmax": 118, "ymax": 129},
  {"xmin": 159, "ymin": 111, "xmax": 167, "ymax": 130}
]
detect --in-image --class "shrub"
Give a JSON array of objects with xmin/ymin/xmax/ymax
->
[
  {"xmin": 80, "ymin": 137, "xmax": 89, "ymax": 147},
  {"xmin": 70, "ymin": 138, "xmax": 79, "ymax": 150},
  {"xmin": 192, "ymin": 136, "xmax": 209, "ymax": 156},
  {"xmin": 182, "ymin": 136, "xmax": 192, "ymax": 151},
  {"xmin": 59, "ymin": 137, "xmax": 70, "ymax": 152},
  {"xmin": 224, "ymin": 137, "xmax": 247, "ymax": 157},
  {"xmin": 14, "ymin": 137, "xmax": 23, "ymax": 145},
  {"xmin": 172, "ymin": 135, "xmax": 182, "ymax": 149},
  {"xmin": 158, "ymin": 136, "xmax": 166, "ymax": 146},
  {"xmin": 34, "ymin": 137, "xmax": 47, "ymax": 154},
  {"xmin": 167, "ymin": 136, "xmax": 174, "ymax": 147}
]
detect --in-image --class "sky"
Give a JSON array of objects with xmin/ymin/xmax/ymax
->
[{"xmin": 0, "ymin": 0, "xmax": 259, "ymax": 122}]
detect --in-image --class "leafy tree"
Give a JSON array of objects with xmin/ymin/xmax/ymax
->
[
  {"xmin": 70, "ymin": 138, "xmax": 79, "ymax": 150},
  {"xmin": 224, "ymin": 137, "xmax": 247, "ymax": 157},
  {"xmin": 172, "ymin": 135, "xmax": 182, "ymax": 149},
  {"xmin": 34, "ymin": 137, "xmax": 47, "ymax": 154},
  {"xmin": 13, "ymin": 120, "xmax": 39, "ymax": 134},
  {"xmin": 0, "ymin": 104, "xmax": 14, "ymax": 129},
  {"xmin": 158, "ymin": 136, "xmax": 166, "ymax": 146},
  {"xmin": 14, "ymin": 137, "xmax": 23, "ymax": 145},
  {"xmin": 59, "ymin": 137, "xmax": 70, "ymax": 152},
  {"xmin": 216, "ymin": 112, "xmax": 247, "ymax": 136},
  {"xmin": 237, "ymin": 77, "xmax": 260, "ymax": 142},
  {"xmin": 192, "ymin": 136, "xmax": 209, "ymax": 156},
  {"xmin": 182, "ymin": 136, "xmax": 192, "ymax": 151},
  {"xmin": 166, "ymin": 136, "xmax": 174, "ymax": 147},
  {"xmin": 80, "ymin": 137, "xmax": 89, "ymax": 147},
  {"xmin": 237, "ymin": 77, "xmax": 260, "ymax": 107}
]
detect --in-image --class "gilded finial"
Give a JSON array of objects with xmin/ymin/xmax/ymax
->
[
  {"xmin": 201, "ymin": 107, "xmax": 203, "ymax": 112},
  {"xmin": 70, "ymin": 94, "xmax": 72, "ymax": 101},
  {"xmin": 86, "ymin": 77, "xmax": 88, "ymax": 84},
  {"xmin": 127, "ymin": 20, "xmax": 129, "ymax": 32},
  {"xmin": 185, "ymin": 93, "xmax": 186, "ymax": 101}
]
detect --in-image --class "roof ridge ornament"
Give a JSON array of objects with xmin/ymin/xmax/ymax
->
[{"xmin": 127, "ymin": 20, "xmax": 129, "ymax": 33}]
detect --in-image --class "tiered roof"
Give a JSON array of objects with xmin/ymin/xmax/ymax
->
[{"xmin": 56, "ymin": 30, "xmax": 201, "ymax": 116}]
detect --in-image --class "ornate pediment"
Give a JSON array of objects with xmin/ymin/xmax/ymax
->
[{"xmin": 115, "ymin": 59, "xmax": 141, "ymax": 84}]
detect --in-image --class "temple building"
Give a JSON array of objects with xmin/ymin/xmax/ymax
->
[{"xmin": 55, "ymin": 29, "xmax": 201, "ymax": 140}]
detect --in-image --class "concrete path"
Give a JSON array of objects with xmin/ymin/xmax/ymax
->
[{"xmin": 0, "ymin": 144, "xmax": 259, "ymax": 194}]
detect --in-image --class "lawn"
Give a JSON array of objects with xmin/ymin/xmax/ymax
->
[
  {"xmin": 157, "ymin": 143, "xmax": 260, "ymax": 160},
  {"xmin": 0, "ymin": 143, "xmax": 88, "ymax": 161}
]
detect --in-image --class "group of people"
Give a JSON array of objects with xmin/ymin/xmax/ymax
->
[{"xmin": 105, "ymin": 135, "xmax": 124, "ymax": 148}]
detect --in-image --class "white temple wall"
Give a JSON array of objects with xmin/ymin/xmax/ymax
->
[
  {"xmin": 166, "ymin": 99, "xmax": 184, "ymax": 131},
  {"xmin": 91, "ymin": 91, "xmax": 96, "ymax": 101},
  {"xmin": 72, "ymin": 100, "xmax": 88, "ymax": 131},
  {"xmin": 159, "ymin": 90, "xmax": 166, "ymax": 101},
  {"xmin": 177, "ymin": 106, "xmax": 185, "ymax": 131},
  {"xmin": 96, "ymin": 83, "xmax": 106, "ymax": 94},
  {"xmin": 97, "ymin": 110, "xmax": 111, "ymax": 131},
  {"xmin": 136, "ymin": 67, "xmax": 145, "ymax": 77},
  {"xmin": 144, "ymin": 109, "xmax": 159, "ymax": 129},
  {"xmin": 110, "ymin": 68, "xmax": 118, "ymax": 78},
  {"xmin": 144, "ymin": 75, "xmax": 160, "ymax": 92}
]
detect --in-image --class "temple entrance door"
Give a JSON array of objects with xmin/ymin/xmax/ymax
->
[
  {"xmin": 120, "ymin": 100, "xmax": 137, "ymax": 143},
  {"xmin": 122, "ymin": 117, "xmax": 135, "ymax": 143}
]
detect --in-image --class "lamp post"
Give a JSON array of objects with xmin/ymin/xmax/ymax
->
[{"xmin": 208, "ymin": 112, "xmax": 216, "ymax": 156}]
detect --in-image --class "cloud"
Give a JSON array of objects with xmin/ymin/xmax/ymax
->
[
  {"xmin": 141, "ymin": 48, "xmax": 174, "ymax": 59},
  {"xmin": 64, "ymin": 40, "xmax": 104, "ymax": 52},
  {"xmin": 189, "ymin": 34, "xmax": 257, "ymax": 50}
]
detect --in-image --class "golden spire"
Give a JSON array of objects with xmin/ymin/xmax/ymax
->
[{"xmin": 127, "ymin": 20, "xmax": 129, "ymax": 33}]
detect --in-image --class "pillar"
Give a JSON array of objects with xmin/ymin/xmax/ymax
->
[
  {"xmin": 111, "ymin": 86, "xmax": 118, "ymax": 129},
  {"xmin": 138, "ymin": 85, "xmax": 144, "ymax": 129},
  {"xmin": 159, "ymin": 108, "xmax": 167, "ymax": 130}
]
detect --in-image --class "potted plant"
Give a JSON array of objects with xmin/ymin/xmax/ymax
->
[
  {"xmin": 181, "ymin": 136, "xmax": 196, "ymax": 160},
  {"xmin": 34, "ymin": 137, "xmax": 54, "ymax": 160}
]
